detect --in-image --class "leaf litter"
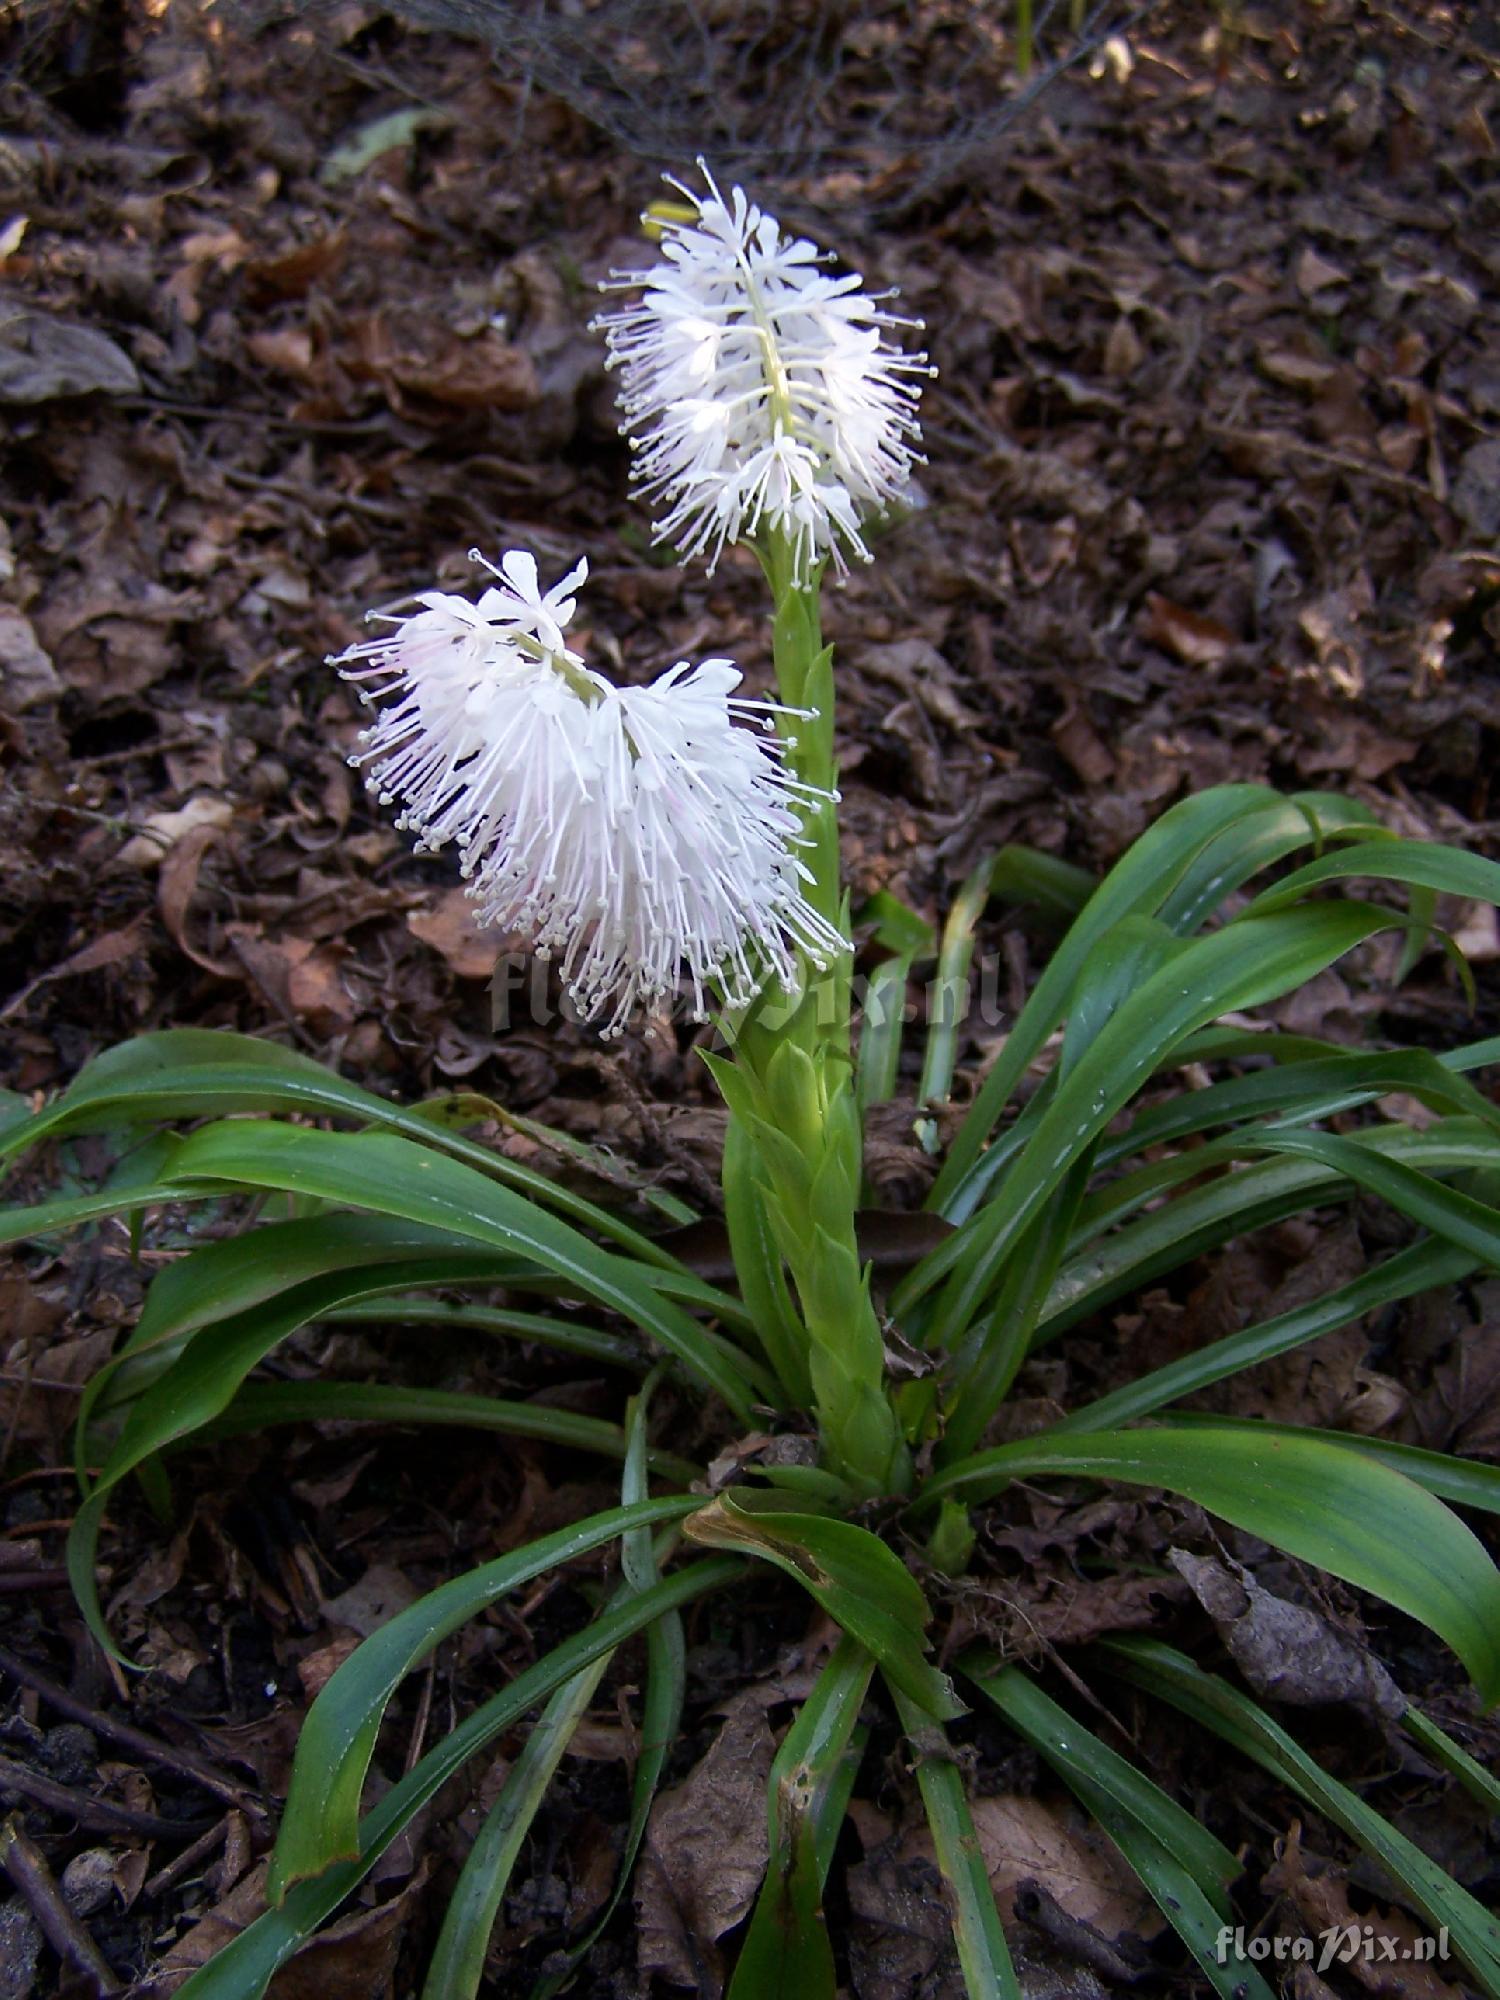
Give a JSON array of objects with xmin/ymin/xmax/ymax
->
[{"xmin": 0, "ymin": 0, "xmax": 1498, "ymax": 1993}]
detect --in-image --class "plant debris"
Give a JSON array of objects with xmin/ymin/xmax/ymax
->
[{"xmin": 1, "ymin": 1, "xmax": 1498, "ymax": 1993}]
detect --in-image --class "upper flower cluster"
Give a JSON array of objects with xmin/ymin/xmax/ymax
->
[
  {"xmin": 332, "ymin": 549, "xmax": 846, "ymax": 1036},
  {"xmin": 596, "ymin": 169, "xmax": 930, "ymax": 583}
]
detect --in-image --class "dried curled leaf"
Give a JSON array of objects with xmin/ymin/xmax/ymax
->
[{"xmin": 0, "ymin": 299, "xmax": 141, "ymax": 402}]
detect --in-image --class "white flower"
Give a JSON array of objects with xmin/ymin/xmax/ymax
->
[
  {"xmin": 595, "ymin": 167, "xmax": 930, "ymax": 582},
  {"xmin": 332, "ymin": 550, "xmax": 847, "ymax": 1036}
]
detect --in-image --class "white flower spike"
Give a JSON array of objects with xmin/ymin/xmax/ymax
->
[
  {"xmin": 595, "ymin": 166, "xmax": 930, "ymax": 583},
  {"xmin": 332, "ymin": 550, "xmax": 848, "ymax": 1037}
]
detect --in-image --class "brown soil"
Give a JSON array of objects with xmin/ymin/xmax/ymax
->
[{"xmin": 1, "ymin": 3, "xmax": 1497, "ymax": 1995}]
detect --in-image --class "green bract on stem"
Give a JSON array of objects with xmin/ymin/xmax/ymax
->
[{"xmin": 721, "ymin": 524, "xmax": 910, "ymax": 1495}]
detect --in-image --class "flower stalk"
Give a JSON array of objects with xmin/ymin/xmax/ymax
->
[
  {"xmin": 593, "ymin": 172, "xmax": 932, "ymax": 1494},
  {"xmin": 723, "ymin": 525, "xmax": 910, "ymax": 1496}
]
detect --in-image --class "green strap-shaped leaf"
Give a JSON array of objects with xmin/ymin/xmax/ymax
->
[
  {"xmin": 203, "ymin": 1382, "xmax": 703, "ymax": 1487},
  {"xmin": 683, "ymin": 1494, "xmax": 963, "ymax": 1719},
  {"xmin": 938, "ymin": 913, "xmax": 1189, "ymax": 1455},
  {"xmin": 0, "ymin": 1028, "xmax": 688, "ymax": 1269},
  {"xmin": 122, "ymin": 1211, "xmax": 511, "ymax": 1358},
  {"xmin": 940, "ymin": 1152, "xmax": 1092, "ymax": 1462},
  {"xmin": 531, "ymin": 1379, "xmax": 689, "ymax": 1999},
  {"xmin": 1242, "ymin": 837, "xmax": 1500, "ymax": 919},
  {"xmin": 962, "ymin": 1659, "xmax": 1239, "ymax": 1900},
  {"xmin": 1154, "ymin": 792, "xmax": 1375, "ymax": 936},
  {"xmin": 939, "ymin": 1021, "xmax": 1355, "ymax": 1232},
  {"xmin": 854, "ymin": 888, "xmax": 936, "ymax": 959},
  {"xmin": 1064, "ymin": 1793, "xmax": 1273, "ymax": 2000},
  {"xmin": 1040, "ymin": 1123, "xmax": 1499, "ymax": 1340},
  {"xmin": 985, "ymin": 842, "xmax": 1097, "ymax": 924},
  {"xmin": 1233, "ymin": 1124, "xmax": 1500, "ymax": 1268},
  {"xmin": 0, "ymin": 1176, "xmax": 204, "ymax": 1248},
  {"xmin": 1156, "ymin": 1413, "xmax": 1500, "ymax": 1518},
  {"xmin": 856, "ymin": 952, "xmax": 916, "ymax": 1115},
  {"xmin": 68, "ymin": 1255, "xmax": 546, "ymax": 1654},
  {"xmin": 423, "ymin": 1642, "xmax": 614, "ymax": 2000},
  {"xmin": 165, "ymin": 1121, "xmax": 770, "ymax": 1415},
  {"xmin": 923, "ymin": 1426, "xmax": 1500, "ymax": 1702},
  {"xmin": 421, "ymin": 1373, "xmax": 678, "ymax": 2000},
  {"xmin": 722, "ymin": 1113, "xmax": 811, "ymax": 1404},
  {"xmin": 728, "ymin": 1635, "xmax": 873, "ymax": 2000},
  {"xmin": 175, "ymin": 1555, "xmax": 742, "ymax": 2000},
  {"xmin": 918, "ymin": 902, "xmax": 1397, "ymax": 1346},
  {"xmin": 440, "ymin": 1091, "xmax": 696, "ymax": 1223},
  {"xmin": 1049, "ymin": 1236, "xmax": 1476, "ymax": 1435},
  {"xmin": 929, "ymin": 801, "xmax": 1487, "ymax": 1225},
  {"xmin": 930, "ymin": 784, "xmax": 1285, "ymax": 1207},
  {"xmin": 1060, "ymin": 914, "xmax": 1188, "ymax": 1066},
  {"xmin": 920, "ymin": 857, "xmax": 994, "ymax": 1109},
  {"xmin": 888, "ymin": 1685, "xmax": 1022, "ymax": 2000},
  {"xmin": 317, "ymin": 1295, "xmax": 640, "ymax": 1370},
  {"xmin": 930, "ymin": 1018, "xmax": 1479, "ymax": 1240},
  {"xmin": 1098, "ymin": 1639, "xmax": 1500, "ymax": 1997},
  {"xmin": 269, "ymin": 1496, "xmax": 705, "ymax": 1898},
  {"xmin": 1098, "ymin": 1045, "xmax": 1500, "ymax": 1170},
  {"xmin": 962, "ymin": 1659, "xmax": 1273, "ymax": 2000},
  {"xmin": 81, "ymin": 1213, "xmax": 534, "ymax": 1432},
  {"xmin": 1401, "ymin": 1706, "xmax": 1500, "ymax": 1819}
]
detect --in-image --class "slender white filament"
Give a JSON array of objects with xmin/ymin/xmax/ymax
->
[
  {"xmin": 596, "ymin": 167, "xmax": 930, "ymax": 582},
  {"xmin": 331, "ymin": 550, "xmax": 848, "ymax": 1036}
]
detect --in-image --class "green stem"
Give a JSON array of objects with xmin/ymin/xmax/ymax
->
[
  {"xmin": 710, "ymin": 528, "xmax": 909, "ymax": 1498},
  {"xmin": 762, "ymin": 533, "xmax": 841, "ymax": 943},
  {"xmin": 1015, "ymin": 0, "xmax": 1034, "ymax": 76}
]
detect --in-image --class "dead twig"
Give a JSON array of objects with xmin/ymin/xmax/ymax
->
[
  {"xmin": 141, "ymin": 1812, "xmax": 234, "ymax": 1900},
  {"xmin": 0, "ymin": 1753, "xmax": 209, "ymax": 1840},
  {"xmin": 0, "ymin": 1816, "xmax": 122, "ymax": 1997},
  {"xmin": 0, "ymin": 1569, "xmax": 70, "ymax": 1594},
  {"xmin": 0, "ymin": 1646, "xmax": 267, "ymax": 1824}
]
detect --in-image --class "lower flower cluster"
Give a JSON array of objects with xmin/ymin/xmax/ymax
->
[{"xmin": 331, "ymin": 549, "xmax": 847, "ymax": 1035}]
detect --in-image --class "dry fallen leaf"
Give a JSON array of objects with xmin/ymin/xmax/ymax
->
[
  {"xmin": 0, "ymin": 919, "xmax": 151, "ymax": 1031},
  {"xmin": 153, "ymin": 1860, "xmax": 429, "ymax": 2000},
  {"xmin": 117, "ymin": 796, "xmax": 234, "ymax": 870},
  {"xmin": 227, "ymin": 928, "xmax": 357, "ymax": 1034},
  {"xmin": 635, "ymin": 1694, "xmax": 774, "ymax": 1997},
  {"xmin": 1102, "ymin": 315, "xmax": 1145, "ymax": 379},
  {"xmin": 246, "ymin": 326, "xmax": 319, "ymax": 383},
  {"xmin": 1050, "ymin": 690, "xmax": 1116, "ymax": 785},
  {"xmin": 1452, "ymin": 439, "xmax": 1500, "ymax": 538},
  {"xmin": 296, "ymin": 1632, "xmax": 362, "ymax": 1701},
  {"xmin": 348, "ymin": 311, "xmax": 540, "ymax": 414},
  {"xmin": 0, "ymin": 604, "xmax": 59, "ymax": 710},
  {"xmin": 319, "ymin": 1562, "xmax": 421, "ymax": 1638},
  {"xmin": 0, "ymin": 297, "xmax": 141, "ymax": 401},
  {"xmin": 0, "ymin": 1900, "xmax": 44, "ymax": 1998},
  {"xmin": 1293, "ymin": 245, "xmax": 1351, "ymax": 300},
  {"xmin": 1264, "ymin": 1824, "xmax": 1464, "ymax": 2000},
  {"xmin": 243, "ymin": 232, "xmax": 346, "ymax": 304},
  {"xmin": 158, "ymin": 821, "xmax": 238, "ymax": 977},
  {"xmin": 1294, "ymin": 707, "xmax": 1415, "ymax": 782},
  {"xmin": 971, "ymin": 1794, "xmax": 1153, "ymax": 1939},
  {"xmin": 1450, "ymin": 901, "xmax": 1500, "ymax": 962},
  {"xmin": 1139, "ymin": 592, "xmax": 1236, "ymax": 668},
  {"xmin": 1167, "ymin": 1549, "xmax": 1404, "ymax": 1721},
  {"xmin": 847, "ymin": 1816, "xmax": 960, "ymax": 2000},
  {"xmin": 1257, "ymin": 343, "xmax": 1340, "ymax": 391},
  {"xmin": 408, "ymin": 887, "xmax": 500, "ymax": 981}
]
